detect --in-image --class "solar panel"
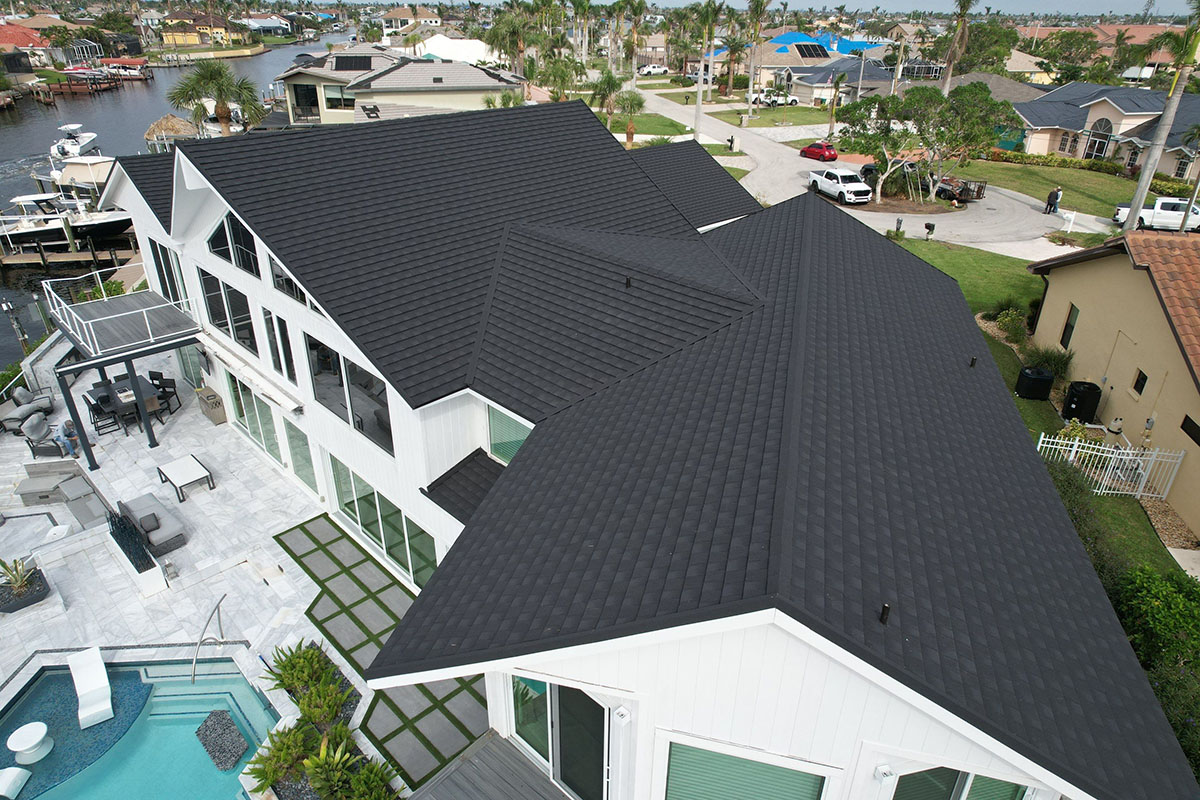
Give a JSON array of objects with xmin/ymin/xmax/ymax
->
[
  {"xmin": 334, "ymin": 55, "xmax": 372, "ymax": 71},
  {"xmin": 795, "ymin": 44, "xmax": 828, "ymax": 58}
]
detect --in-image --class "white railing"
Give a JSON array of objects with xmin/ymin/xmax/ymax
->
[
  {"xmin": 1037, "ymin": 432, "xmax": 1185, "ymax": 499},
  {"xmin": 0, "ymin": 370, "xmax": 28, "ymax": 403},
  {"xmin": 41, "ymin": 268, "xmax": 198, "ymax": 357}
]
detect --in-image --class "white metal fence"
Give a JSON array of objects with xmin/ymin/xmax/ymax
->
[{"xmin": 1036, "ymin": 433, "xmax": 1185, "ymax": 499}]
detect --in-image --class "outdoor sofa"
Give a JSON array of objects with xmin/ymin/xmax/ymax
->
[
  {"xmin": 117, "ymin": 493, "xmax": 187, "ymax": 557},
  {"xmin": 1, "ymin": 387, "xmax": 54, "ymax": 433}
]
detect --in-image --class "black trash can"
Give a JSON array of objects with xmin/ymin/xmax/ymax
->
[
  {"xmin": 1064, "ymin": 381, "xmax": 1102, "ymax": 424},
  {"xmin": 1015, "ymin": 366, "xmax": 1054, "ymax": 400}
]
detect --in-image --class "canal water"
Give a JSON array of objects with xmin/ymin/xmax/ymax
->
[{"xmin": 0, "ymin": 34, "xmax": 346, "ymax": 372}]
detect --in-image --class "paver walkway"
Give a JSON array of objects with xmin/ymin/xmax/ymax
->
[{"xmin": 275, "ymin": 515, "xmax": 489, "ymax": 790}]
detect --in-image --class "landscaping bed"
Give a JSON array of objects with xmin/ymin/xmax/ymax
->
[
  {"xmin": 0, "ymin": 564, "xmax": 50, "ymax": 614},
  {"xmin": 249, "ymin": 643, "xmax": 399, "ymax": 800},
  {"xmin": 853, "ymin": 196, "xmax": 964, "ymax": 215}
]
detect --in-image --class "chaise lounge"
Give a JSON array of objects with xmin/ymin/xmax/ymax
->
[
  {"xmin": 67, "ymin": 646, "xmax": 113, "ymax": 729},
  {"xmin": 0, "ymin": 766, "xmax": 31, "ymax": 799},
  {"xmin": 116, "ymin": 493, "xmax": 187, "ymax": 557},
  {"xmin": 1, "ymin": 387, "xmax": 54, "ymax": 434}
]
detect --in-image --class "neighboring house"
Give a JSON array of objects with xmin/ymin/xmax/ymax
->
[
  {"xmin": 96, "ymin": 101, "xmax": 1197, "ymax": 800},
  {"xmin": 236, "ymin": 14, "xmax": 292, "ymax": 36},
  {"xmin": 1016, "ymin": 23, "xmax": 1185, "ymax": 75},
  {"xmin": 1014, "ymin": 82, "xmax": 1200, "ymax": 182},
  {"xmin": 1005, "ymin": 48, "xmax": 1055, "ymax": 84},
  {"xmin": 414, "ymin": 33, "xmax": 498, "ymax": 65},
  {"xmin": 161, "ymin": 13, "xmax": 246, "ymax": 47},
  {"xmin": 10, "ymin": 13, "xmax": 82, "ymax": 31},
  {"xmin": 635, "ymin": 32, "xmax": 666, "ymax": 68},
  {"xmin": 711, "ymin": 32, "xmax": 832, "ymax": 86},
  {"xmin": 382, "ymin": 5, "xmax": 439, "ymax": 35},
  {"xmin": 782, "ymin": 55, "xmax": 894, "ymax": 105},
  {"xmin": 886, "ymin": 21, "xmax": 925, "ymax": 44},
  {"xmin": 1029, "ymin": 231, "xmax": 1200, "ymax": 534},
  {"xmin": 0, "ymin": 20, "xmax": 52, "ymax": 68},
  {"xmin": 137, "ymin": 9, "xmax": 164, "ymax": 29},
  {"xmin": 275, "ymin": 44, "xmax": 521, "ymax": 124}
]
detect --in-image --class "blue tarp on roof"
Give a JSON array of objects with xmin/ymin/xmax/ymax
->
[{"xmin": 814, "ymin": 32, "xmax": 887, "ymax": 54}]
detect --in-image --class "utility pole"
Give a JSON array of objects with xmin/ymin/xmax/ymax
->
[
  {"xmin": 855, "ymin": 47, "xmax": 865, "ymax": 102},
  {"xmin": 890, "ymin": 36, "xmax": 905, "ymax": 96}
]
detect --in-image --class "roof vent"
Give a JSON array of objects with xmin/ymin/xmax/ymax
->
[
  {"xmin": 362, "ymin": 104, "xmax": 380, "ymax": 119},
  {"xmin": 879, "ymin": 603, "xmax": 890, "ymax": 625},
  {"xmin": 432, "ymin": 76, "xmax": 444, "ymax": 83}
]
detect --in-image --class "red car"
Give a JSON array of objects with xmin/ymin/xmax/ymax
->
[{"xmin": 799, "ymin": 141, "xmax": 838, "ymax": 161}]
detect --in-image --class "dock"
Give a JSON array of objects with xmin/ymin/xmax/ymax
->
[
  {"xmin": 0, "ymin": 248, "xmax": 137, "ymax": 269},
  {"xmin": 48, "ymin": 76, "xmax": 123, "ymax": 95}
]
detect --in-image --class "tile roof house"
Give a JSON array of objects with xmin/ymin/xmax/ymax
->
[
  {"xmin": 382, "ymin": 4, "xmax": 440, "ymax": 33},
  {"xmin": 1016, "ymin": 23, "xmax": 1185, "ymax": 70},
  {"xmin": 1013, "ymin": 82, "xmax": 1200, "ymax": 183},
  {"xmin": 1028, "ymin": 231, "xmax": 1200, "ymax": 534},
  {"xmin": 102, "ymin": 101, "xmax": 1196, "ymax": 800},
  {"xmin": 0, "ymin": 20, "xmax": 50, "ymax": 53},
  {"xmin": 276, "ymin": 45, "xmax": 521, "ymax": 125}
]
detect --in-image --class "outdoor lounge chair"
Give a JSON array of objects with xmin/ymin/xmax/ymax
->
[
  {"xmin": 1, "ymin": 387, "xmax": 53, "ymax": 433},
  {"xmin": 19, "ymin": 414, "xmax": 64, "ymax": 459},
  {"xmin": 67, "ymin": 646, "xmax": 113, "ymax": 729},
  {"xmin": 0, "ymin": 766, "xmax": 31, "ymax": 799},
  {"xmin": 117, "ymin": 494, "xmax": 186, "ymax": 557}
]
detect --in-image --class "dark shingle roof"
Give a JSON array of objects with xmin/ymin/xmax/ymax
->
[
  {"xmin": 1015, "ymin": 81, "xmax": 1200, "ymax": 150},
  {"xmin": 629, "ymin": 140, "xmax": 763, "ymax": 228},
  {"xmin": 115, "ymin": 152, "xmax": 174, "ymax": 230},
  {"xmin": 172, "ymin": 102, "xmax": 698, "ymax": 413},
  {"xmin": 421, "ymin": 448, "xmax": 505, "ymax": 523},
  {"xmin": 367, "ymin": 190, "xmax": 1198, "ymax": 800}
]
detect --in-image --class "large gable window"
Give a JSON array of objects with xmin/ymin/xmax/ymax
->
[
  {"xmin": 666, "ymin": 743, "xmax": 826, "ymax": 800},
  {"xmin": 208, "ymin": 211, "xmax": 260, "ymax": 277},
  {"xmin": 199, "ymin": 268, "xmax": 258, "ymax": 356},
  {"xmin": 305, "ymin": 334, "xmax": 393, "ymax": 454},
  {"xmin": 488, "ymin": 405, "xmax": 531, "ymax": 464},
  {"xmin": 271, "ymin": 256, "xmax": 307, "ymax": 304}
]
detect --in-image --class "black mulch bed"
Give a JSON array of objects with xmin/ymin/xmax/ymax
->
[
  {"xmin": 196, "ymin": 710, "xmax": 249, "ymax": 771},
  {"xmin": 0, "ymin": 569, "xmax": 50, "ymax": 613}
]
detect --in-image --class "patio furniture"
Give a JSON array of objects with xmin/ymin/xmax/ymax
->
[
  {"xmin": 0, "ymin": 766, "xmax": 31, "ymax": 799},
  {"xmin": 117, "ymin": 493, "xmax": 186, "ymax": 556},
  {"xmin": 144, "ymin": 395, "xmax": 165, "ymax": 424},
  {"xmin": 87, "ymin": 397, "xmax": 120, "ymax": 436},
  {"xmin": 19, "ymin": 414, "xmax": 64, "ymax": 459},
  {"xmin": 68, "ymin": 646, "xmax": 113, "ymax": 729},
  {"xmin": 15, "ymin": 474, "xmax": 68, "ymax": 506},
  {"xmin": 156, "ymin": 455, "xmax": 213, "ymax": 502},
  {"xmin": 25, "ymin": 437, "xmax": 66, "ymax": 460},
  {"xmin": 1, "ymin": 387, "xmax": 53, "ymax": 433},
  {"xmin": 6, "ymin": 722, "xmax": 52, "ymax": 764},
  {"xmin": 155, "ymin": 377, "xmax": 180, "ymax": 413},
  {"xmin": 85, "ymin": 376, "xmax": 158, "ymax": 435}
]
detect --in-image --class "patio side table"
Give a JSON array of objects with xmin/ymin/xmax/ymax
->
[
  {"xmin": 7, "ymin": 722, "xmax": 53, "ymax": 765},
  {"xmin": 157, "ymin": 455, "xmax": 214, "ymax": 502}
]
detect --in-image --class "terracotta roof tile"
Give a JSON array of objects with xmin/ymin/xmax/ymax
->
[{"xmin": 1123, "ymin": 231, "xmax": 1200, "ymax": 386}]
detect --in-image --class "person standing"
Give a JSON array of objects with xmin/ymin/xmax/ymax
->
[
  {"xmin": 1051, "ymin": 186, "xmax": 1062, "ymax": 214},
  {"xmin": 1044, "ymin": 188, "xmax": 1056, "ymax": 214},
  {"xmin": 56, "ymin": 419, "xmax": 80, "ymax": 458}
]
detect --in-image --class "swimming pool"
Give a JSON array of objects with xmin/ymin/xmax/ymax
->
[{"xmin": 0, "ymin": 659, "xmax": 279, "ymax": 800}]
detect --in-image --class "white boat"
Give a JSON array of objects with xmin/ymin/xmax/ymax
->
[
  {"xmin": 51, "ymin": 124, "xmax": 100, "ymax": 159},
  {"xmin": 198, "ymin": 99, "xmax": 245, "ymax": 136},
  {"xmin": 50, "ymin": 155, "xmax": 116, "ymax": 195},
  {"xmin": 0, "ymin": 193, "xmax": 131, "ymax": 249}
]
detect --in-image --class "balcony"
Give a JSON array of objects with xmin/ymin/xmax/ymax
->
[
  {"xmin": 291, "ymin": 105, "xmax": 321, "ymax": 124},
  {"xmin": 42, "ymin": 269, "xmax": 201, "ymax": 360}
]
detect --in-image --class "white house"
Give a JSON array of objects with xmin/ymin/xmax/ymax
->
[{"xmin": 84, "ymin": 104, "xmax": 1193, "ymax": 800}]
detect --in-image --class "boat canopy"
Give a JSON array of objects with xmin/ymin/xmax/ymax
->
[
  {"xmin": 58, "ymin": 123, "xmax": 83, "ymax": 132},
  {"xmin": 99, "ymin": 57, "xmax": 148, "ymax": 66},
  {"xmin": 10, "ymin": 193, "xmax": 62, "ymax": 204}
]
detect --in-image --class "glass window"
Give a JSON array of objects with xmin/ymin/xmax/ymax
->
[
  {"xmin": 271, "ymin": 257, "xmax": 307, "ymax": 304},
  {"xmin": 353, "ymin": 470, "xmax": 381, "ymax": 545},
  {"xmin": 199, "ymin": 268, "xmax": 230, "ymax": 335},
  {"xmin": 226, "ymin": 370, "xmax": 281, "ymax": 462},
  {"xmin": 1176, "ymin": 157, "xmax": 1192, "ymax": 179},
  {"xmin": 893, "ymin": 767, "xmax": 963, "ymax": 800},
  {"xmin": 1058, "ymin": 132, "xmax": 1069, "ymax": 152},
  {"xmin": 226, "ymin": 370, "xmax": 247, "ymax": 427},
  {"xmin": 665, "ymin": 742, "xmax": 826, "ymax": 800},
  {"xmin": 489, "ymin": 405, "xmax": 531, "ymax": 464},
  {"xmin": 324, "ymin": 84, "xmax": 356, "ymax": 109},
  {"xmin": 177, "ymin": 344, "xmax": 205, "ymax": 388},
  {"xmin": 1060, "ymin": 303, "xmax": 1079, "ymax": 349},
  {"xmin": 405, "ymin": 515, "xmax": 437, "ymax": 588},
  {"xmin": 380, "ymin": 494, "xmax": 409, "ymax": 572},
  {"xmin": 149, "ymin": 239, "xmax": 184, "ymax": 303},
  {"xmin": 1133, "ymin": 369, "xmax": 1148, "ymax": 395},
  {"xmin": 330, "ymin": 455, "xmax": 357, "ymax": 521},
  {"xmin": 226, "ymin": 285, "xmax": 258, "ymax": 355},
  {"xmin": 263, "ymin": 310, "xmax": 297, "ymax": 383},
  {"xmin": 227, "ymin": 213, "xmax": 260, "ymax": 276},
  {"xmin": 1183, "ymin": 415, "xmax": 1200, "ymax": 448},
  {"xmin": 207, "ymin": 220, "xmax": 231, "ymax": 262},
  {"xmin": 1126, "ymin": 148, "xmax": 1139, "ymax": 169},
  {"xmin": 305, "ymin": 334, "xmax": 348, "ymax": 422},
  {"xmin": 965, "ymin": 776, "xmax": 1027, "ymax": 800},
  {"xmin": 345, "ymin": 357, "xmax": 393, "ymax": 454},
  {"xmin": 254, "ymin": 394, "xmax": 281, "ymax": 461},
  {"xmin": 512, "ymin": 677, "xmax": 550, "ymax": 760},
  {"xmin": 283, "ymin": 419, "xmax": 318, "ymax": 492}
]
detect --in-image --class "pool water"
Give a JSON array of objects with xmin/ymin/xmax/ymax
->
[{"xmin": 0, "ymin": 659, "xmax": 278, "ymax": 800}]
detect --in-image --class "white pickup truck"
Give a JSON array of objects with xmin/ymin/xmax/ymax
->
[{"xmin": 1113, "ymin": 197, "xmax": 1200, "ymax": 230}]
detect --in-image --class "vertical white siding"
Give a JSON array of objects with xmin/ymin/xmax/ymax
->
[{"xmin": 419, "ymin": 391, "xmax": 489, "ymax": 485}]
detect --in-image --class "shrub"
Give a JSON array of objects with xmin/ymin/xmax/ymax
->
[
  {"xmin": 985, "ymin": 149, "xmax": 1125, "ymax": 174},
  {"xmin": 995, "ymin": 308, "xmax": 1027, "ymax": 344},
  {"xmin": 879, "ymin": 168, "xmax": 911, "ymax": 199},
  {"xmin": 0, "ymin": 558, "xmax": 34, "ymax": 595},
  {"xmin": 326, "ymin": 721, "xmax": 352, "ymax": 753},
  {"xmin": 1115, "ymin": 567, "xmax": 1200, "ymax": 666},
  {"xmin": 265, "ymin": 643, "xmax": 335, "ymax": 697},
  {"xmin": 350, "ymin": 760, "xmax": 401, "ymax": 800},
  {"xmin": 1026, "ymin": 296, "xmax": 1042, "ymax": 331},
  {"xmin": 246, "ymin": 724, "xmax": 318, "ymax": 792},
  {"xmin": 982, "ymin": 295, "xmax": 1023, "ymax": 321},
  {"xmin": 303, "ymin": 736, "xmax": 360, "ymax": 800},
  {"xmin": 1150, "ymin": 173, "xmax": 1193, "ymax": 197},
  {"xmin": 1021, "ymin": 343, "xmax": 1073, "ymax": 382},
  {"xmin": 1057, "ymin": 418, "xmax": 1090, "ymax": 440},
  {"xmin": 298, "ymin": 678, "xmax": 353, "ymax": 729},
  {"xmin": 669, "ymin": 74, "xmax": 691, "ymax": 86},
  {"xmin": 642, "ymin": 135, "xmax": 674, "ymax": 148},
  {"xmin": 884, "ymin": 228, "xmax": 906, "ymax": 241}
]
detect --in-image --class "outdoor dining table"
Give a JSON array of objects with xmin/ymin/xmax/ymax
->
[{"xmin": 84, "ymin": 375, "xmax": 158, "ymax": 413}]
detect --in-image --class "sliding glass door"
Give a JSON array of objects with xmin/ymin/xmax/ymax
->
[
  {"xmin": 511, "ymin": 678, "xmax": 608, "ymax": 800},
  {"xmin": 226, "ymin": 370, "xmax": 281, "ymax": 462}
]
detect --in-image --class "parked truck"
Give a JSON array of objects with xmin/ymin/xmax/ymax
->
[{"xmin": 1113, "ymin": 197, "xmax": 1200, "ymax": 230}]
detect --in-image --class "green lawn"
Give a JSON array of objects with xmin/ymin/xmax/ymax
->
[
  {"xmin": 1093, "ymin": 495, "xmax": 1183, "ymax": 576},
  {"xmin": 783, "ymin": 138, "xmax": 821, "ymax": 150},
  {"xmin": 702, "ymin": 143, "xmax": 745, "ymax": 156},
  {"xmin": 1045, "ymin": 230, "xmax": 1116, "ymax": 248},
  {"xmin": 899, "ymin": 240, "xmax": 1042, "ymax": 314},
  {"xmin": 711, "ymin": 105, "xmax": 828, "ymax": 127},
  {"xmin": 955, "ymin": 160, "xmax": 1154, "ymax": 218},
  {"xmin": 595, "ymin": 111, "xmax": 687, "ymax": 136},
  {"xmin": 659, "ymin": 90, "xmax": 747, "ymax": 106},
  {"xmin": 261, "ymin": 35, "xmax": 298, "ymax": 44},
  {"xmin": 724, "ymin": 166, "xmax": 750, "ymax": 181},
  {"xmin": 635, "ymin": 80, "xmax": 677, "ymax": 89},
  {"xmin": 35, "ymin": 69, "xmax": 66, "ymax": 84},
  {"xmin": 981, "ymin": 332, "xmax": 1065, "ymax": 440}
]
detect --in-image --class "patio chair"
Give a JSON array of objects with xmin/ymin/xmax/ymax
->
[
  {"xmin": 20, "ymin": 413, "xmax": 66, "ymax": 459},
  {"xmin": 1, "ymin": 387, "xmax": 54, "ymax": 433},
  {"xmin": 148, "ymin": 370, "xmax": 165, "ymax": 385},
  {"xmin": 0, "ymin": 766, "xmax": 31, "ymax": 799},
  {"xmin": 144, "ymin": 395, "xmax": 165, "ymax": 424},
  {"xmin": 67, "ymin": 646, "xmax": 113, "ymax": 729},
  {"xmin": 87, "ymin": 398, "xmax": 119, "ymax": 436},
  {"xmin": 155, "ymin": 377, "xmax": 180, "ymax": 413},
  {"xmin": 112, "ymin": 373, "xmax": 130, "ymax": 384},
  {"xmin": 113, "ymin": 400, "xmax": 141, "ymax": 436}
]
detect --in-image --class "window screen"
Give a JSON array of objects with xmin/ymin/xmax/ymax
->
[
  {"xmin": 488, "ymin": 406, "xmax": 531, "ymax": 464},
  {"xmin": 893, "ymin": 768, "xmax": 963, "ymax": 800},
  {"xmin": 665, "ymin": 743, "xmax": 825, "ymax": 800},
  {"xmin": 966, "ymin": 776, "xmax": 1027, "ymax": 800}
]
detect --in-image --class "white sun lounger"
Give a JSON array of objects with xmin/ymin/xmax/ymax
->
[
  {"xmin": 67, "ymin": 647, "xmax": 113, "ymax": 729},
  {"xmin": 0, "ymin": 766, "xmax": 31, "ymax": 799}
]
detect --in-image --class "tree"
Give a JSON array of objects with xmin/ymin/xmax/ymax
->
[
  {"xmin": 906, "ymin": 82, "xmax": 1021, "ymax": 200},
  {"xmin": 627, "ymin": 0, "xmax": 646, "ymax": 85},
  {"xmin": 615, "ymin": 88, "xmax": 645, "ymax": 147},
  {"xmin": 836, "ymin": 93, "xmax": 920, "ymax": 204},
  {"xmin": 484, "ymin": 7, "xmax": 541, "ymax": 85},
  {"xmin": 571, "ymin": 0, "xmax": 591, "ymax": 59},
  {"xmin": 541, "ymin": 55, "xmax": 586, "ymax": 99},
  {"xmin": 1034, "ymin": 29, "xmax": 1101, "ymax": 81},
  {"xmin": 95, "ymin": 10, "xmax": 136, "ymax": 33},
  {"xmin": 920, "ymin": 21, "xmax": 1015, "ymax": 74},
  {"xmin": 1179, "ymin": 124, "xmax": 1200, "ymax": 230},
  {"xmin": 720, "ymin": 30, "xmax": 750, "ymax": 97},
  {"xmin": 1124, "ymin": 19, "xmax": 1200, "ymax": 232},
  {"xmin": 587, "ymin": 68, "xmax": 622, "ymax": 129},
  {"xmin": 167, "ymin": 59, "xmax": 268, "ymax": 136},
  {"xmin": 692, "ymin": 0, "xmax": 719, "ymax": 141},
  {"xmin": 826, "ymin": 70, "xmax": 845, "ymax": 138},
  {"xmin": 939, "ymin": 0, "xmax": 979, "ymax": 94},
  {"xmin": 744, "ymin": 0, "xmax": 771, "ymax": 117},
  {"xmin": 360, "ymin": 22, "xmax": 383, "ymax": 42},
  {"xmin": 705, "ymin": 1, "xmax": 725, "ymax": 102},
  {"xmin": 403, "ymin": 32, "xmax": 424, "ymax": 55}
]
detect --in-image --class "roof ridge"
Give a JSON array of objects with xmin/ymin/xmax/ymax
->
[{"xmin": 464, "ymin": 221, "xmax": 512, "ymax": 388}]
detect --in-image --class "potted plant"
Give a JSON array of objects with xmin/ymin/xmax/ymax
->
[{"xmin": 0, "ymin": 557, "xmax": 51, "ymax": 613}]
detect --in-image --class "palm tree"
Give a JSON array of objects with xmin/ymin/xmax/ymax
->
[
  {"xmin": 1179, "ymin": 123, "xmax": 1200, "ymax": 231},
  {"xmin": 693, "ymin": 0, "xmax": 719, "ymax": 140},
  {"xmin": 588, "ymin": 68, "xmax": 623, "ymax": 129},
  {"xmin": 167, "ymin": 59, "xmax": 266, "ymax": 136},
  {"xmin": 826, "ymin": 70, "xmax": 845, "ymax": 138},
  {"xmin": 541, "ymin": 55, "xmax": 586, "ymax": 99},
  {"xmin": 627, "ymin": 0, "xmax": 646, "ymax": 85},
  {"xmin": 403, "ymin": 32, "xmax": 424, "ymax": 55},
  {"xmin": 1124, "ymin": 18, "xmax": 1200, "ymax": 232},
  {"xmin": 744, "ymin": 0, "xmax": 771, "ymax": 117},
  {"xmin": 939, "ymin": 0, "xmax": 978, "ymax": 95},
  {"xmin": 571, "ymin": 0, "xmax": 591, "ymax": 59},
  {"xmin": 706, "ymin": 1, "xmax": 726, "ymax": 102},
  {"xmin": 722, "ymin": 30, "xmax": 750, "ymax": 97},
  {"xmin": 615, "ymin": 88, "xmax": 645, "ymax": 147},
  {"xmin": 483, "ymin": 7, "xmax": 541, "ymax": 91}
]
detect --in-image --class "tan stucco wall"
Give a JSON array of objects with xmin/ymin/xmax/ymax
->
[
  {"xmin": 285, "ymin": 77, "xmax": 354, "ymax": 124},
  {"xmin": 1083, "ymin": 99, "xmax": 1157, "ymax": 136},
  {"xmin": 1032, "ymin": 254, "xmax": 1200, "ymax": 532},
  {"xmin": 1025, "ymin": 128, "xmax": 1058, "ymax": 156},
  {"xmin": 353, "ymin": 88, "xmax": 504, "ymax": 111}
]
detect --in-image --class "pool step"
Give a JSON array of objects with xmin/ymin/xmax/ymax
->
[{"xmin": 147, "ymin": 691, "xmax": 257, "ymax": 738}]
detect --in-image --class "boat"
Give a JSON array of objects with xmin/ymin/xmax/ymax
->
[
  {"xmin": 49, "ymin": 155, "xmax": 117, "ymax": 197},
  {"xmin": 0, "ymin": 193, "xmax": 131, "ymax": 250},
  {"xmin": 51, "ymin": 124, "xmax": 100, "ymax": 159},
  {"xmin": 198, "ymin": 99, "xmax": 245, "ymax": 136},
  {"xmin": 99, "ymin": 57, "xmax": 153, "ymax": 80}
]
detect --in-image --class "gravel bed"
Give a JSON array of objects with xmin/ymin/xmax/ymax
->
[
  {"xmin": 1141, "ymin": 498, "xmax": 1200, "ymax": 550},
  {"xmin": 196, "ymin": 710, "xmax": 249, "ymax": 771}
]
